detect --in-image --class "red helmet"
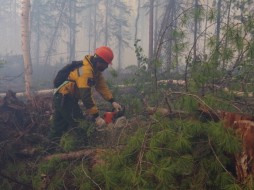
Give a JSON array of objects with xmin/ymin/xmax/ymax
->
[{"xmin": 95, "ymin": 46, "xmax": 114, "ymax": 64}]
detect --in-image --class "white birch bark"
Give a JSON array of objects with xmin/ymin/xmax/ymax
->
[{"xmin": 21, "ymin": 0, "xmax": 32, "ymax": 99}]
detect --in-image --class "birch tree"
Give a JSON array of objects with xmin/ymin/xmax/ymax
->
[{"xmin": 21, "ymin": 0, "xmax": 32, "ymax": 99}]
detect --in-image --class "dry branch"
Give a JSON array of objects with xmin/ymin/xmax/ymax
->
[{"xmin": 43, "ymin": 148, "xmax": 104, "ymax": 162}]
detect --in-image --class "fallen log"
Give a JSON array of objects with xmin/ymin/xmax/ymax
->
[
  {"xmin": 43, "ymin": 148, "xmax": 104, "ymax": 162},
  {"xmin": 1, "ymin": 80, "xmax": 253, "ymax": 98},
  {"xmin": 144, "ymin": 106, "xmax": 191, "ymax": 120},
  {"xmin": 197, "ymin": 104, "xmax": 254, "ymax": 182},
  {"xmin": 233, "ymin": 120, "xmax": 254, "ymax": 182},
  {"xmin": 145, "ymin": 106, "xmax": 171, "ymax": 116}
]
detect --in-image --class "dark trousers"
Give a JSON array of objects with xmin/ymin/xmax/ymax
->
[{"xmin": 50, "ymin": 93, "xmax": 84, "ymax": 138}]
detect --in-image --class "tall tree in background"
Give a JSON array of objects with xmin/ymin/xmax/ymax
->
[
  {"xmin": 193, "ymin": 0, "xmax": 199, "ymax": 62},
  {"xmin": 85, "ymin": 0, "xmax": 101, "ymax": 52},
  {"xmin": 88, "ymin": 1, "xmax": 93, "ymax": 52},
  {"xmin": 44, "ymin": 1, "xmax": 67, "ymax": 65},
  {"xmin": 31, "ymin": 0, "xmax": 54, "ymax": 65},
  {"xmin": 154, "ymin": 0, "xmax": 182, "ymax": 74},
  {"xmin": 31, "ymin": 0, "xmax": 42, "ymax": 65},
  {"xmin": 134, "ymin": 0, "xmax": 141, "ymax": 43},
  {"xmin": 113, "ymin": 1, "xmax": 130, "ymax": 71},
  {"xmin": 215, "ymin": 0, "xmax": 222, "ymax": 65},
  {"xmin": 67, "ymin": 0, "xmax": 77, "ymax": 62},
  {"xmin": 92, "ymin": 0, "xmax": 99, "ymax": 51},
  {"xmin": 104, "ymin": 0, "xmax": 110, "ymax": 45},
  {"xmin": 134, "ymin": 0, "xmax": 141, "ymax": 67},
  {"xmin": 101, "ymin": 0, "xmax": 130, "ymax": 69},
  {"xmin": 148, "ymin": 0, "xmax": 154, "ymax": 62},
  {"xmin": 163, "ymin": 0, "xmax": 178, "ymax": 72},
  {"xmin": 0, "ymin": 0, "xmax": 19, "ymax": 52},
  {"xmin": 203, "ymin": 0, "xmax": 209, "ymax": 56},
  {"xmin": 21, "ymin": 0, "xmax": 32, "ymax": 99},
  {"xmin": 222, "ymin": 0, "xmax": 232, "ymax": 70}
]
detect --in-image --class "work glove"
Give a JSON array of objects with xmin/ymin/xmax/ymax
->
[
  {"xmin": 95, "ymin": 116, "xmax": 106, "ymax": 128},
  {"xmin": 112, "ymin": 102, "xmax": 122, "ymax": 112}
]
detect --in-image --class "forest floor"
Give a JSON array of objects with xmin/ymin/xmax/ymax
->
[
  {"xmin": 0, "ymin": 89, "xmax": 145, "ymax": 189},
  {"xmin": 1, "ymin": 89, "xmax": 254, "ymax": 189}
]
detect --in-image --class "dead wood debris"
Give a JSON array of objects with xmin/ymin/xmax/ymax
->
[
  {"xmin": 197, "ymin": 103, "xmax": 254, "ymax": 181},
  {"xmin": 1, "ymin": 89, "xmax": 254, "ymax": 184},
  {"xmin": 43, "ymin": 148, "xmax": 105, "ymax": 166},
  {"xmin": 0, "ymin": 90, "xmax": 53, "ymax": 159}
]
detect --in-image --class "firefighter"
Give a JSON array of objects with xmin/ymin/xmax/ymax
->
[{"xmin": 50, "ymin": 46, "xmax": 122, "ymax": 138}]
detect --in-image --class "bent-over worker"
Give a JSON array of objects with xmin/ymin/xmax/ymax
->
[{"xmin": 50, "ymin": 46, "xmax": 122, "ymax": 138}]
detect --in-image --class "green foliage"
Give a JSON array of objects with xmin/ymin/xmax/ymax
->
[
  {"xmin": 89, "ymin": 117, "xmax": 243, "ymax": 189},
  {"xmin": 247, "ymin": 40, "xmax": 254, "ymax": 60},
  {"xmin": 172, "ymin": 29, "xmax": 185, "ymax": 39},
  {"xmin": 134, "ymin": 39, "xmax": 148, "ymax": 69},
  {"xmin": 173, "ymin": 41, "xmax": 188, "ymax": 53},
  {"xmin": 32, "ymin": 158, "xmax": 69, "ymax": 189},
  {"xmin": 39, "ymin": 158, "xmax": 65, "ymax": 174},
  {"xmin": 180, "ymin": 12, "xmax": 189, "ymax": 26},
  {"xmin": 108, "ymin": 67, "xmax": 118, "ymax": 78},
  {"xmin": 3, "ymin": 1, "xmax": 254, "ymax": 189},
  {"xmin": 207, "ymin": 122, "xmax": 241, "ymax": 154},
  {"xmin": 60, "ymin": 133, "xmax": 78, "ymax": 152},
  {"xmin": 72, "ymin": 165, "xmax": 93, "ymax": 189},
  {"xmin": 215, "ymin": 172, "xmax": 241, "ymax": 190},
  {"xmin": 120, "ymin": 39, "xmax": 162, "ymax": 115},
  {"xmin": 207, "ymin": 8, "xmax": 216, "ymax": 22},
  {"xmin": 0, "ymin": 161, "xmax": 33, "ymax": 189},
  {"xmin": 176, "ymin": 95, "xmax": 199, "ymax": 112},
  {"xmin": 47, "ymin": 176, "xmax": 63, "ymax": 190},
  {"xmin": 193, "ymin": 3, "xmax": 205, "ymax": 21},
  {"xmin": 122, "ymin": 94, "xmax": 143, "ymax": 116}
]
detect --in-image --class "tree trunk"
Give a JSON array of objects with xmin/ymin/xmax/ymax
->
[
  {"xmin": 134, "ymin": 0, "xmax": 140, "ymax": 42},
  {"xmin": 154, "ymin": 1, "xmax": 172, "ymax": 62},
  {"xmin": 21, "ymin": 0, "xmax": 32, "ymax": 99},
  {"xmin": 148, "ymin": 0, "xmax": 154, "ymax": 61},
  {"xmin": 88, "ymin": 4, "xmax": 92, "ymax": 53},
  {"xmin": 117, "ymin": 24, "xmax": 123, "ymax": 71},
  {"xmin": 93, "ymin": 2, "xmax": 97, "ymax": 50},
  {"xmin": 33, "ymin": 1, "xmax": 41, "ymax": 65},
  {"xmin": 166, "ymin": 0, "xmax": 176, "ymax": 72},
  {"xmin": 222, "ymin": 0, "xmax": 232, "ymax": 70},
  {"xmin": 43, "ymin": 149, "xmax": 102, "ymax": 162},
  {"xmin": 193, "ymin": 0, "xmax": 199, "ymax": 62},
  {"xmin": 105, "ymin": 0, "xmax": 109, "ymax": 46},
  {"xmin": 44, "ymin": 1, "xmax": 66, "ymax": 65},
  {"xmin": 215, "ymin": 0, "xmax": 222, "ymax": 65},
  {"xmin": 203, "ymin": 0, "xmax": 209, "ymax": 56},
  {"xmin": 68, "ymin": 0, "xmax": 76, "ymax": 62},
  {"xmin": 134, "ymin": 0, "xmax": 141, "ymax": 67}
]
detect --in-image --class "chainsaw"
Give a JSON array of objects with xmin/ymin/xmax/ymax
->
[{"xmin": 103, "ymin": 105, "xmax": 125, "ymax": 124}]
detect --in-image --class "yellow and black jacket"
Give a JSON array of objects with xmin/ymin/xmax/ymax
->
[{"xmin": 57, "ymin": 55, "xmax": 113, "ymax": 116}]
